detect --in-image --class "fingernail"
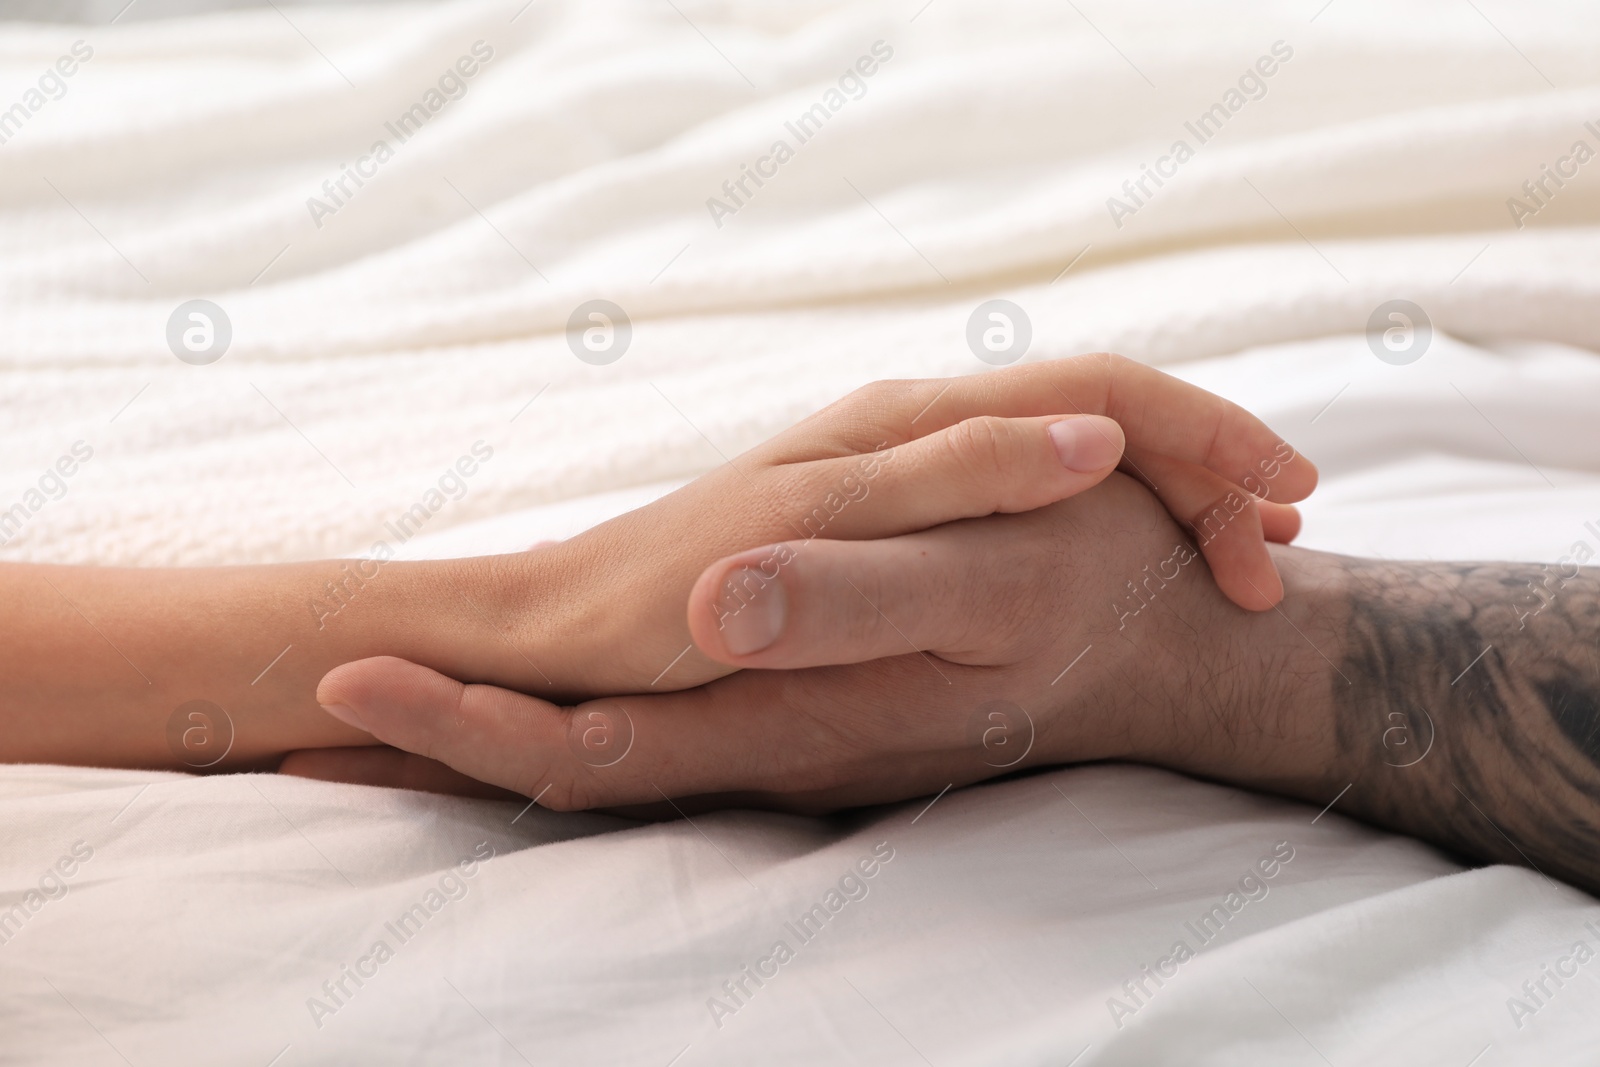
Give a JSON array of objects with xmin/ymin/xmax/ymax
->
[
  {"xmin": 1049, "ymin": 416, "xmax": 1125, "ymax": 473},
  {"xmin": 321, "ymin": 703, "xmax": 370, "ymax": 734},
  {"xmin": 718, "ymin": 568, "xmax": 787, "ymax": 655}
]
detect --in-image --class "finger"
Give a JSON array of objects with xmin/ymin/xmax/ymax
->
[
  {"xmin": 278, "ymin": 745, "xmax": 521, "ymax": 800},
  {"xmin": 1125, "ymin": 447, "xmax": 1297, "ymax": 572},
  {"xmin": 1129, "ymin": 451, "xmax": 1283, "ymax": 610},
  {"xmin": 316, "ymin": 656, "xmax": 789, "ymax": 808},
  {"xmin": 778, "ymin": 413, "xmax": 1125, "ymax": 539},
  {"xmin": 688, "ymin": 534, "xmax": 981, "ymax": 667},
  {"xmin": 322, "ymin": 657, "xmax": 1015, "ymax": 811},
  {"xmin": 1260, "ymin": 500, "xmax": 1301, "ymax": 544},
  {"xmin": 318, "ymin": 656, "xmax": 567, "ymax": 799},
  {"xmin": 799, "ymin": 354, "xmax": 1317, "ymax": 503}
]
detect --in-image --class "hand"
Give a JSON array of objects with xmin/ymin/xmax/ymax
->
[
  {"xmin": 286, "ymin": 473, "xmax": 1262, "ymax": 810},
  {"xmin": 4, "ymin": 352, "xmax": 1306, "ymax": 774},
  {"xmin": 479, "ymin": 354, "xmax": 1314, "ymax": 702}
]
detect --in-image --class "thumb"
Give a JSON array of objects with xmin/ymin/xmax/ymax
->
[{"xmin": 688, "ymin": 533, "xmax": 985, "ymax": 668}]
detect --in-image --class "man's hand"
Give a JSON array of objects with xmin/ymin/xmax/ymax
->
[
  {"xmin": 294, "ymin": 470, "xmax": 1600, "ymax": 898},
  {"xmin": 477, "ymin": 354, "xmax": 1315, "ymax": 702},
  {"xmin": 290, "ymin": 474, "xmax": 1245, "ymax": 809}
]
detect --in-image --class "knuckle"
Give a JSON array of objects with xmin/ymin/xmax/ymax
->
[
  {"xmin": 799, "ymin": 378, "xmax": 916, "ymax": 456},
  {"xmin": 1086, "ymin": 350, "xmax": 1126, "ymax": 387},
  {"xmin": 1188, "ymin": 488, "xmax": 1256, "ymax": 542},
  {"xmin": 533, "ymin": 776, "xmax": 592, "ymax": 813},
  {"xmin": 532, "ymin": 710, "xmax": 593, "ymax": 811},
  {"xmin": 1082, "ymin": 350, "xmax": 1126, "ymax": 376},
  {"xmin": 846, "ymin": 378, "xmax": 913, "ymax": 413},
  {"xmin": 944, "ymin": 415, "xmax": 1013, "ymax": 477},
  {"xmin": 942, "ymin": 416, "xmax": 1040, "ymax": 511},
  {"xmin": 428, "ymin": 683, "xmax": 486, "ymax": 763},
  {"xmin": 488, "ymin": 695, "xmax": 572, "ymax": 803}
]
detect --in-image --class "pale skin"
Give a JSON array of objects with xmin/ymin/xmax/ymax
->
[{"xmin": 0, "ymin": 355, "xmax": 1309, "ymax": 770}]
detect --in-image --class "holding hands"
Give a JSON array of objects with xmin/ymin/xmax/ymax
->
[
  {"xmin": 289, "ymin": 354, "xmax": 1318, "ymax": 809},
  {"xmin": 16, "ymin": 351, "xmax": 1595, "ymax": 893}
]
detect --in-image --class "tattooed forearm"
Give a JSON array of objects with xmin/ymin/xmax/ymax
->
[{"xmin": 1329, "ymin": 558, "xmax": 1600, "ymax": 893}]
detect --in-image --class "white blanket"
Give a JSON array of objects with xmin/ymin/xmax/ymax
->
[{"xmin": 3, "ymin": 0, "xmax": 1600, "ymax": 1062}]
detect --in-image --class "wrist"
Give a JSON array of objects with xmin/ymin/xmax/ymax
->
[
  {"xmin": 486, "ymin": 513, "xmax": 740, "ymax": 701},
  {"xmin": 1108, "ymin": 544, "xmax": 1351, "ymax": 802},
  {"xmin": 426, "ymin": 550, "xmax": 576, "ymax": 696},
  {"xmin": 460, "ymin": 535, "xmax": 695, "ymax": 701}
]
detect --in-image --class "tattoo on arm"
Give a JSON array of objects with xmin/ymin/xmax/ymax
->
[{"xmin": 1332, "ymin": 559, "xmax": 1600, "ymax": 894}]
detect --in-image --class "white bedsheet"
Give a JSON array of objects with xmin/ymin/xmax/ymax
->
[{"xmin": 3, "ymin": 0, "xmax": 1600, "ymax": 1062}]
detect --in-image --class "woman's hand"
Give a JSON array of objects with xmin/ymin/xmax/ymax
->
[
  {"xmin": 477, "ymin": 354, "xmax": 1314, "ymax": 702},
  {"xmin": 0, "ymin": 354, "xmax": 1309, "ymax": 773},
  {"xmin": 287, "ymin": 473, "xmax": 1274, "ymax": 809}
]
